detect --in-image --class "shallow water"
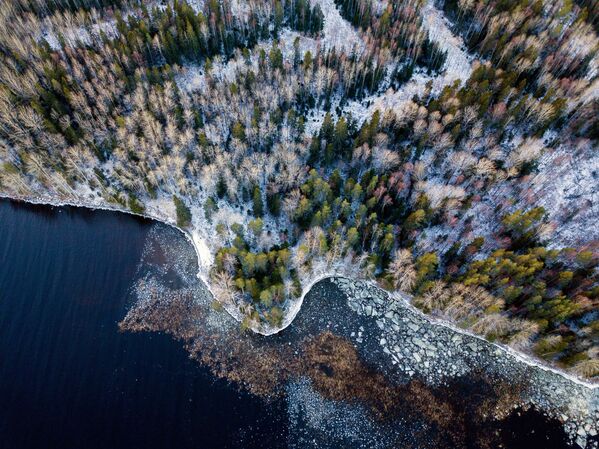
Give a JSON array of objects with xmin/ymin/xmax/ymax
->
[{"xmin": 0, "ymin": 200, "xmax": 286, "ymax": 449}]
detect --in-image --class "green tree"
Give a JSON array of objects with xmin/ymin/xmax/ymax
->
[
  {"xmin": 252, "ymin": 186, "xmax": 264, "ymax": 217},
  {"xmin": 267, "ymin": 190, "xmax": 281, "ymax": 216},
  {"xmin": 204, "ymin": 197, "xmax": 218, "ymax": 221},
  {"xmin": 260, "ymin": 289, "xmax": 273, "ymax": 308},
  {"xmin": 380, "ymin": 232, "xmax": 394, "ymax": 254},
  {"xmin": 334, "ymin": 116, "xmax": 348, "ymax": 153},
  {"xmin": 128, "ymin": 193, "xmax": 145, "ymax": 214},
  {"xmin": 173, "ymin": 195, "xmax": 192, "ymax": 227},
  {"xmin": 415, "ymin": 252, "xmax": 438, "ymax": 286},
  {"xmin": 303, "ymin": 51, "xmax": 313, "ymax": 69},
  {"xmin": 231, "ymin": 121, "xmax": 246, "ymax": 141},
  {"xmin": 320, "ymin": 112, "xmax": 334, "ymax": 142},
  {"xmin": 248, "ymin": 218, "xmax": 264, "ymax": 236},
  {"xmin": 404, "ymin": 209, "xmax": 426, "ymax": 231},
  {"xmin": 269, "ymin": 44, "xmax": 284, "ymax": 71},
  {"xmin": 576, "ymin": 251, "xmax": 595, "ymax": 268},
  {"xmin": 501, "ymin": 207, "xmax": 546, "ymax": 248},
  {"xmin": 241, "ymin": 252, "xmax": 256, "ymax": 277},
  {"xmin": 347, "ymin": 227, "xmax": 359, "ymax": 249}
]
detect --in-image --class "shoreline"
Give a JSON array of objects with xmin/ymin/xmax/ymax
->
[{"xmin": 1, "ymin": 193, "xmax": 597, "ymax": 391}]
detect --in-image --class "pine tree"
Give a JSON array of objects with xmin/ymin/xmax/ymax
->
[{"xmin": 253, "ymin": 186, "xmax": 264, "ymax": 217}]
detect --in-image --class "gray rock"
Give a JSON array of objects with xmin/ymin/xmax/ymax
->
[
  {"xmin": 413, "ymin": 338, "xmax": 427, "ymax": 349},
  {"xmin": 407, "ymin": 322, "xmax": 420, "ymax": 332}
]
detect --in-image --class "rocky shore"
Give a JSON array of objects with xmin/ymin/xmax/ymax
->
[
  {"xmin": 5, "ymin": 199, "xmax": 599, "ymax": 448},
  {"xmin": 334, "ymin": 277, "xmax": 599, "ymax": 448},
  {"xmin": 2, "ymin": 193, "xmax": 597, "ymax": 382},
  {"xmin": 117, "ymin": 221, "xmax": 599, "ymax": 448}
]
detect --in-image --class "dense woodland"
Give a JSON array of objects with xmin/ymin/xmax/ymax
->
[{"xmin": 0, "ymin": 0, "xmax": 597, "ymax": 378}]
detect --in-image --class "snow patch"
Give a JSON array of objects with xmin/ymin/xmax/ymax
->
[
  {"xmin": 311, "ymin": 0, "xmax": 365, "ymax": 54},
  {"xmin": 523, "ymin": 143, "xmax": 599, "ymax": 248},
  {"xmin": 191, "ymin": 231, "xmax": 214, "ymax": 270},
  {"xmin": 343, "ymin": 0, "xmax": 475, "ymax": 126}
]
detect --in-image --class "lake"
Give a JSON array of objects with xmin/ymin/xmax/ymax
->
[{"xmin": 0, "ymin": 199, "xmax": 286, "ymax": 449}]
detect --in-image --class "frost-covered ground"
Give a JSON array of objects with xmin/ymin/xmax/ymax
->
[
  {"xmin": 40, "ymin": 15, "xmax": 118, "ymax": 50},
  {"xmin": 342, "ymin": 0, "xmax": 475, "ymax": 125},
  {"xmin": 14, "ymin": 0, "xmax": 597, "ymax": 395},
  {"xmin": 413, "ymin": 124, "xmax": 598, "ymax": 258},
  {"xmin": 308, "ymin": 0, "xmax": 476, "ymax": 130},
  {"xmin": 309, "ymin": 0, "xmax": 365, "ymax": 54},
  {"xmin": 583, "ymin": 52, "xmax": 599, "ymax": 101},
  {"xmin": 178, "ymin": 0, "xmax": 474, "ymax": 132},
  {"xmin": 175, "ymin": 28, "xmax": 320, "ymax": 93},
  {"xmin": 415, "ymin": 138, "xmax": 599, "ymax": 256},
  {"xmin": 38, "ymin": 0, "xmax": 166, "ymax": 51},
  {"xmin": 521, "ymin": 143, "xmax": 599, "ymax": 249}
]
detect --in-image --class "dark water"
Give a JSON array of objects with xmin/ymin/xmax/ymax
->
[
  {"xmin": 0, "ymin": 199, "xmax": 579, "ymax": 449},
  {"xmin": 0, "ymin": 200, "xmax": 286, "ymax": 449}
]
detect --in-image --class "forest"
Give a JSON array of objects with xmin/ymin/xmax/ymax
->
[{"xmin": 0, "ymin": 0, "xmax": 597, "ymax": 379}]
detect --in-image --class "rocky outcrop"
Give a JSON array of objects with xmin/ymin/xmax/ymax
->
[{"xmin": 334, "ymin": 277, "xmax": 599, "ymax": 449}]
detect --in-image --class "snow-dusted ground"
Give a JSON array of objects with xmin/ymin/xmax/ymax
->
[
  {"xmin": 40, "ymin": 17, "xmax": 118, "ymax": 50},
  {"xmin": 422, "ymin": 0, "xmax": 473, "ymax": 83},
  {"xmin": 186, "ymin": 0, "xmax": 204, "ymax": 13},
  {"xmin": 176, "ymin": 28, "xmax": 320, "ymax": 92},
  {"xmin": 177, "ymin": 0, "xmax": 368, "ymax": 93},
  {"xmin": 583, "ymin": 78, "xmax": 599, "ymax": 103},
  {"xmin": 179, "ymin": 0, "xmax": 475, "ymax": 131},
  {"xmin": 40, "ymin": 0, "xmax": 473, "ymax": 137},
  {"xmin": 415, "ymin": 137, "xmax": 599, "ymax": 256},
  {"xmin": 303, "ymin": 0, "xmax": 477, "ymax": 131},
  {"xmin": 38, "ymin": 0, "xmax": 169, "ymax": 51},
  {"xmin": 342, "ymin": 0, "xmax": 475, "ymax": 125},
  {"xmin": 310, "ymin": 0, "xmax": 365, "ymax": 54},
  {"xmin": 175, "ymin": 64, "xmax": 207, "ymax": 93},
  {"xmin": 522, "ymin": 143, "xmax": 599, "ymax": 249},
  {"xmin": 12, "ymin": 0, "xmax": 597, "ymax": 393},
  {"xmin": 582, "ymin": 40, "xmax": 599, "ymax": 103},
  {"xmin": 176, "ymin": 0, "xmax": 366, "ymax": 93}
]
